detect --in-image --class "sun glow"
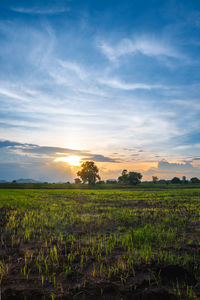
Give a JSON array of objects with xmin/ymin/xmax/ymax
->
[{"xmin": 55, "ymin": 155, "xmax": 81, "ymax": 166}]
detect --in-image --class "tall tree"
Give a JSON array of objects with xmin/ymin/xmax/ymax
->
[
  {"xmin": 190, "ymin": 177, "xmax": 200, "ymax": 183},
  {"xmin": 171, "ymin": 177, "xmax": 181, "ymax": 184},
  {"xmin": 77, "ymin": 161, "xmax": 100, "ymax": 185},
  {"xmin": 118, "ymin": 170, "xmax": 142, "ymax": 185},
  {"xmin": 128, "ymin": 172, "xmax": 143, "ymax": 185},
  {"xmin": 118, "ymin": 169, "xmax": 129, "ymax": 184}
]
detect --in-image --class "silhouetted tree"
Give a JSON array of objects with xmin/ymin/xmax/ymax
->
[
  {"xmin": 182, "ymin": 176, "xmax": 186, "ymax": 183},
  {"xmin": 128, "ymin": 172, "xmax": 142, "ymax": 185},
  {"xmin": 118, "ymin": 169, "xmax": 129, "ymax": 184},
  {"xmin": 182, "ymin": 176, "xmax": 188, "ymax": 184},
  {"xmin": 158, "ymin": 179, "xmax": 167, "ymax": 184},
  {"xmin": 118, "ymin": 170, "xmax": 142, "ymax": 185},
  {"xmin": 190, "ymin": 177, "xmax": 200, "ymax": 183},
  {"xmin": 96, "ymin": 180, "xmax": 105, "ymax": 184},
  {"xmin": 106, "ymin": 179, "xmax": 117, "ymax": 184},
  {"xmin": 171, "ymin": 177, "xmax": 181, "ymax": 184},
  {"xmin": 77, "ymin": 161, "xmax": 100, "ymax": 185}
]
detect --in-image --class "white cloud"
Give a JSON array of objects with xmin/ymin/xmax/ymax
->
[
  {"xmin": 175, "ymin": 144, "xmax": 200, "ymax": 150},
  {"xmin": 0, "ymin": 87, "xmax": 29, "ymax": 102},
  {"xmin": 99, "ymin": 78, "xmax": 165, "ymax": 90},
  {"xmin": 11, "ymin": 7, "xmax": 70, "ymax": 15},
  {"xmin": 99, "ymin": 36, "xmax": 180, "ymax": 61},
  {"xmin": 57, "ymin": 59, "xmax": 88, "ymax": 80}
]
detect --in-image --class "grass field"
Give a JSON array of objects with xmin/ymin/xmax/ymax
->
[{"xmin": 0, "ymin": 188, "xmax": 200, "ymax": 299}]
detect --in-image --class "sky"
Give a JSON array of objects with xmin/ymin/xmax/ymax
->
[{"xmin": 0, "ymin": 0, "xmax": 200, "ymax": 182}]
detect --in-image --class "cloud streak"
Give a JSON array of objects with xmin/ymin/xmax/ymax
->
[
  {"xmin": 0, "ymin": 140, "xmax": 119, "ymax": 163},
  {"xmin": 11, "ymin": 7, "xmax": 70, "ymax": 15},
  {"xmin": 99, "ymin": 36, "xmax": 180, "ymax": 61},
  {"xmin": 99, "ymin": 78, "xmax": 165, "ymax": 90}
]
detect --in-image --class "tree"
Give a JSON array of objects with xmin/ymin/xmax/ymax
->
[
  {"xmin": 182, "ymin": 176, "xmax": 188, "ymax": 184},
  {"xmin": 171, "ymin": 177, "xmax": 181, "ymax": 184},
  {"xmin": 77, "ymin": 161, "xmax": 100, "ymax": 185},
  {"xmin": 118, "ymin": 169, "xmax": 129, "ymax": 184},
  {"xmin": 74, "ymin": 178, "xmax": 81, "ymax": 184},
  {"xmin": 190, "ymin": 177, "xmax": 200, "ymax": 184},
  {"xmin": 158, "ymin": 179, "xmax": 167, "ymax": 184},
  {"xmin": 96, "ymin": 180, "xmax": 105, "ymax": 184},
  {"xmin": 118, "ymin": 170, "xmax": 142, "ymax": 185},
  {"xmin": 128, "ymin": 172, "xmax": 142, "ymax": 185},
  {"xmin": 182, "ymin": 176, "xmax": 186, "ymax": 183},
  {"xmin": 152, "ymin": 176, "xmax": 158, "ymax": 184},
  {"xmin": 106, "ymin": 179, "xmax": 117, "ymax": 184}
]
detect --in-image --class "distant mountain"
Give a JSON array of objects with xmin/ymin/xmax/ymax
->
[
  {"xmin": 15, "ymin": 178, "xmax": 40, "ymax": 183},
  {"xmin": 0, "ymin": 180, "xmax": 8, "ymax": 183}
]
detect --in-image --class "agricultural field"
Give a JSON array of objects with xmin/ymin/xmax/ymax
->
[{"xmin": 0, "ymin": 188, "xmax": 200, "ymax": 299}]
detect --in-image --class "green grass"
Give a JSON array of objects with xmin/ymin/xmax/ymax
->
[{"xmin": 0, "ymin": 188, "xmax": 200, "ymax": 299}]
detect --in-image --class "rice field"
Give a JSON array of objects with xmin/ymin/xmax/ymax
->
[{"xmin": 0, "ymin": 188, "xmax": 200, "ymax": 299}]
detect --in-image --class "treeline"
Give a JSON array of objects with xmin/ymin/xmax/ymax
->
[
  {"xmin": 147, "ymin": 175, "xmax": 200, "ymax": 185},
  {"xmin": 96, "ymin": 176, "xmax": 200, "ymax": 185},
  {"xmin": 1, "ymin": 160, "xmax": 200, "ymax": 188},
  {"xmin": 74, "ymin": 161, "xmax": 200, "ymax": 186}
]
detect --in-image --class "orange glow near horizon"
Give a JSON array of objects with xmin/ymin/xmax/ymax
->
[{"xmin": 55, "ymin": 155, "xmax": 81, "ymax": 166}]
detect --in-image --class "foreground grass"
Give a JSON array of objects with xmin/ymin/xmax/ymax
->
[{"xmin": 0, "ymin": 188, "xmax": 200, "ymax": 299}]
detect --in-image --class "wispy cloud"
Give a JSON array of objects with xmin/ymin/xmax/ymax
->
[
  {"xmin": 0, "ymin": 87, "xmax": 29, "ymax": 102},
  {"xmin": 0, "ymin": 140, "xmax": 119, "ymax": 163},
  {"xmin": 57, "ymin": 59, "xmax": 88, "ymax": 80},
  {"xmin": 99, "ymin": 36, "xmax": 180, "ymax": 61},
  {"xmin": 11, "ymin": 7, "xmax": 70, "ymax": 15},
  {"xmin": 99, "ymin": 78, "xmax": 165, "ymax": 90}
]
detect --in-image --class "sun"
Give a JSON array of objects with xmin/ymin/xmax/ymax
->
[{"xmin": 55, "ymin": 155, "xmax": 81, "ymax": 166}]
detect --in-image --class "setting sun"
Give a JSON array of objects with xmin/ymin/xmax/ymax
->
[{"xmin": 55, "ymin": 155, "xmax": 81, "ymax": 166}]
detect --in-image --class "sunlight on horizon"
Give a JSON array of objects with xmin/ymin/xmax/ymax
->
[{"xmin": 55, "ymin": 155, "xmax": 82, "ymax": 166}]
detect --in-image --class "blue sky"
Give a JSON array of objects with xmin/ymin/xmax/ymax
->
[{"xmin": 0, "ymin": 0, "xmax": 200, "ymax": 181}]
